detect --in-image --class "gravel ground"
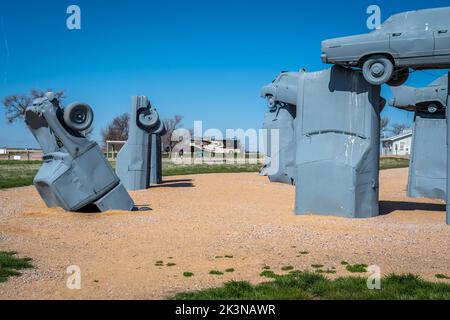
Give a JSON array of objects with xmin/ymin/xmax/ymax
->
[{"xmin": 0, "ymin": 168, "xmax": 449, "ymax": 300}]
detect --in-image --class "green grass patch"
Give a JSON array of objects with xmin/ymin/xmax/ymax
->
[
  {"xmin": 316, "ymin": 269, "xmax": 337, "ymax": 274},
  {"xmin": 183, "ymin": 272, "xmax": 194, "ymax": 278},
  {"xmin": 379, "ymin": 157, "xmax": 409, "ymax": 170},
  {"xmin": 224, "ymin": 255, "xmax": 234, "ymax": 259},
  {"xmin": 341, "ymin": 261, "xmax": 349, "ymax": 265},
  {"xmin": 173, "ymin": 271, "xmax": 450, "ymax": 300},
  {"xmin": 163, "ymin": 162, "xmax": 262, "ymax": 177},
  {"xmin": 209, "ymin": 270, "xmax": 224, "ymax": 275},
  {"xmin": 0, "ymin": 251, "xmax": 33, "ymax": 283},
  {"xmin": 311, "ymin": 264, "xmax": 324, "ymax": 269},
  {"xmin": 281, "ymin": 266, "xmax": 294, "ymax": 272},
  {"xmin": 225, "ymin": 268, "xmax": 235, "ymax": 273},
  {"xmin": 260, "ymin": 270, "xmax": 277, "ymax": 278},
  {"xmin": 166, "ymin": 263, "xmax": 176, "ymax": 267},
  {"xmin": 435, "ymin": 274, "xmax": 450, "ymax": 280},
  {"xmin": 346, "ymin": 264, "xmax": 368, "ymax": 273},
  {"xmin": 262, "ymin": 266, "xmax": 271, "ymax": 270},
  {"xmin": 299, "ymin": 251, "xmax": 309, "ymax": 255},
  {"xmin": 0, "ymin": 161, "xmax": 42, "ymax": 189}
]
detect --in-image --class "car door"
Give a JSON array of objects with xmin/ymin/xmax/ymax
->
[
  {"xmin": 434, "ymin": 28, "xmax": 450, "ymax": 61},
  {"xmin": 389, "ymin": 29, "xmax": 435, "ymax": 64},
  {"xmin": 276, "ymin": 75, "xmax": 297, "ymax": 105}
]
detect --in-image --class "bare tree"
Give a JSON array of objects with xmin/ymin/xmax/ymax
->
[
  {"xmin": 2, "ymin": 89, "xmax": 65, "ymax": 123},
  {"xmin": 101, "ymin": 113, "xmax": 130, "ymax": 152},
  {"xmin": 161, "ymin": 115, "xmax": 184, "ymax": 156},
  {"xmin": 380, "ymin": 116, "xmax": 390, "ymax": 138},
  {"xmin": 390, "ymin": 123, "xmax": 409, "ymax": 136}
]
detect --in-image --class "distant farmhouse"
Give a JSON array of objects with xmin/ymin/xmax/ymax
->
[{"xmin": 381, "ymin": 129, "xmax": 412, "ymax": 157}]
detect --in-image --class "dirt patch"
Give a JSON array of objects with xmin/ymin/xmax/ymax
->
[{"xmin": 0, "ymin": 168, "xmax": 449, "ymax": 299}]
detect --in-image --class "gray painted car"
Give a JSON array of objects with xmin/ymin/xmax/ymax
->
[
  {"xmin": 261, "ymin": 71, "xmax": 299, "ymax": 108},
  {"xmin": 390, "ymin": 74, "xmax": 448, "ymax": 112},
  {"xmin": 321, "ymin": 7, "xmax": 450, "ymax": 86}
]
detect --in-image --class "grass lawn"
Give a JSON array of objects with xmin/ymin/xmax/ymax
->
[
  {"xmin": 162, "ymin": 162, "xmax": 262, "ymax": 176},
  {"xmin": 0, "ymin": 160, "xmax": 42, "ymax": 189},
  {"xmin": 0, "ymin": 251, "xmax": 33, "ymax": 283},
  {"xmin": 174, "ymin": 271, "xmax": 450, "ymax": 300},
  {"xmin": 0, "ymin": 157, "xmax": 409, "ymax": 189},
  {"xmin": 379, "ymin": 157, "xmax": 409, "ymax": 170}
]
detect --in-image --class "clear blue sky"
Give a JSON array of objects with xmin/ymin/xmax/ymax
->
[{"xmin": 0, "ymin": 0, "xmax": 449, "ymax": 148}]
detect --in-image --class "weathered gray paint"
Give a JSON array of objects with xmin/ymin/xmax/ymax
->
[
  {"xmin": 446, "ymin": 72, "xmax": 450, "ymax": 225},
  {"xmin": 390, "ymin": 75, "xmax": 448, "ymax": 201},
  {"xmin": 149, "ymin": 120, "xmax": 167, "ymax": 185},
  {"xmin": 25, "ymin": 93, "xmax": 134, "ymax": 212},
  {"xmin": 294, "ymin": 67, "xmax": 381, "ymax": 218},
  {"xmin": 116, "ymin": 96, "xmax": 166, "ymax": 190},
  {"xmin": 390, "ymin": 74, "xmax": 448, "ymax": 112},
  {"xmin": 260, "ymin": 72, "xmax": 299, "ymax": 107},
  {"xmin": 260, "ymin": 105, "xmax": 296, "ymax": 184},
  {"xmin": 408, "ymin": 112, "xmax": 447, "ymax": 200}
]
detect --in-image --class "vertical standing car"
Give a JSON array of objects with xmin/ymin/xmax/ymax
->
[{"xmin": 321, "ymin": 7, "xmax": 450, "ymax": 86}]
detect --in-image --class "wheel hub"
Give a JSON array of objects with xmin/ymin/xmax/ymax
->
[{"xmin": 370, "ymin": 63, "xmax": 385, "ymax": 77}]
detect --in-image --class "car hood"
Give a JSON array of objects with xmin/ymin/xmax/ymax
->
[
  {"xmin": 321, "ymin": 33, "xmax": 374, "ymax": 49},
  {"xmin": 261, "ymin": 83, "xmax": 276, "ymax": 97}
]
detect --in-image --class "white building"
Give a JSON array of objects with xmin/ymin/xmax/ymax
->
[{"xmin": 381, "ymin": 129, "xmax": 412, "ymax": 156}]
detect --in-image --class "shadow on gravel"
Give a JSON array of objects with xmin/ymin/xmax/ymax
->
[
  {"xmin": 153, "ymin": 179, "xmax": 194, "ymax": 188},
  {"xmin": 379, "ymin": 200, "xmax": 446, "ymax": 216}
]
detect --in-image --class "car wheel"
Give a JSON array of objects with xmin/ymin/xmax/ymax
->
[
  {"xmin": 362, "ymin": 55, "xmax": 394, "ymax": 86},
  {"xmin": 267, "ymin": 96, "xmax": 277, "ymax": 109},
  {"xmin": 63, "ymin": 102, "xmax": 94, "ymax": 132},
  {"xmin": 387, "ymin": 68, "xmax": 409, "ymax": 87},
  {"xmin": 427, "ymin": 103, "xmax": 439, "ymax": 114}
]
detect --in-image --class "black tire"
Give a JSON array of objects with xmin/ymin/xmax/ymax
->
[
  {"xmin": 137, "ymin": 107, "xmax": 159, "ymax": 129},
  {"xmin": 362, "ymin": 55, "xmax": 394, "ymax": 86},
  {"xmin": 387, "ymin": 68, "xmax": 409, "ymax": 87},
  {"xmin": 63, "ymin": 102, "xmax": 94, "ymax": 132}
]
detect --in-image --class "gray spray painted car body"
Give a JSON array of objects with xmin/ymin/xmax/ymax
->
[
  {"xmin": 116, "ymin": 96, "xmax": 166, "ymax": 190},
  {"xmin": 294, "ymin": 66, "xmax": 381, "ymax": 218},
  {"xmin": 24, "ymin": 93, "xmax": 134, "ymax": 212},
  {"xmin": 260, "ymin": 105, "xmax": 296, "ymax": 184},
  {"xmin": 322, "ymin": 7, "xmax": 450, "ymax": 85},
  {"xmin": 322, "ymin": 7, "xmax": 450, "ymax": 69},
  {"xmin": 391, "ymin": 74, "xmax": 448, "ymax": 111},
  {"xmin": 261, "ymin": 72, "xmax": 299, "ymax": 108},
  {"xmin": 391, "ymin": 74, "xmax": 448, "ymax": 200}
]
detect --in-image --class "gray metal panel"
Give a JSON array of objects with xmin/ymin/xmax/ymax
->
[
  {"xmin": 295, "ymin": 66, "xmax": 381, "ymax": 218},
  {"xmin": 260, "ymin": 105, "xmax": 296, "ymax": 185},
  {"xmin": 149, "ymin": 134, "xmax": 163, "ymax": 185},
  {"xmin": 408, "ymin": 113, "xmax": 447, "ymax": 200}
]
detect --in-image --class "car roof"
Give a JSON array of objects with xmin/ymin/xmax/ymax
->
[
  {"xmin": 388, "ymin": 6, "xmax": 450, "ymax": 23},
  {"xmin": 279, "ymin": 72, "xmax": 299, "ymax": 77}
]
